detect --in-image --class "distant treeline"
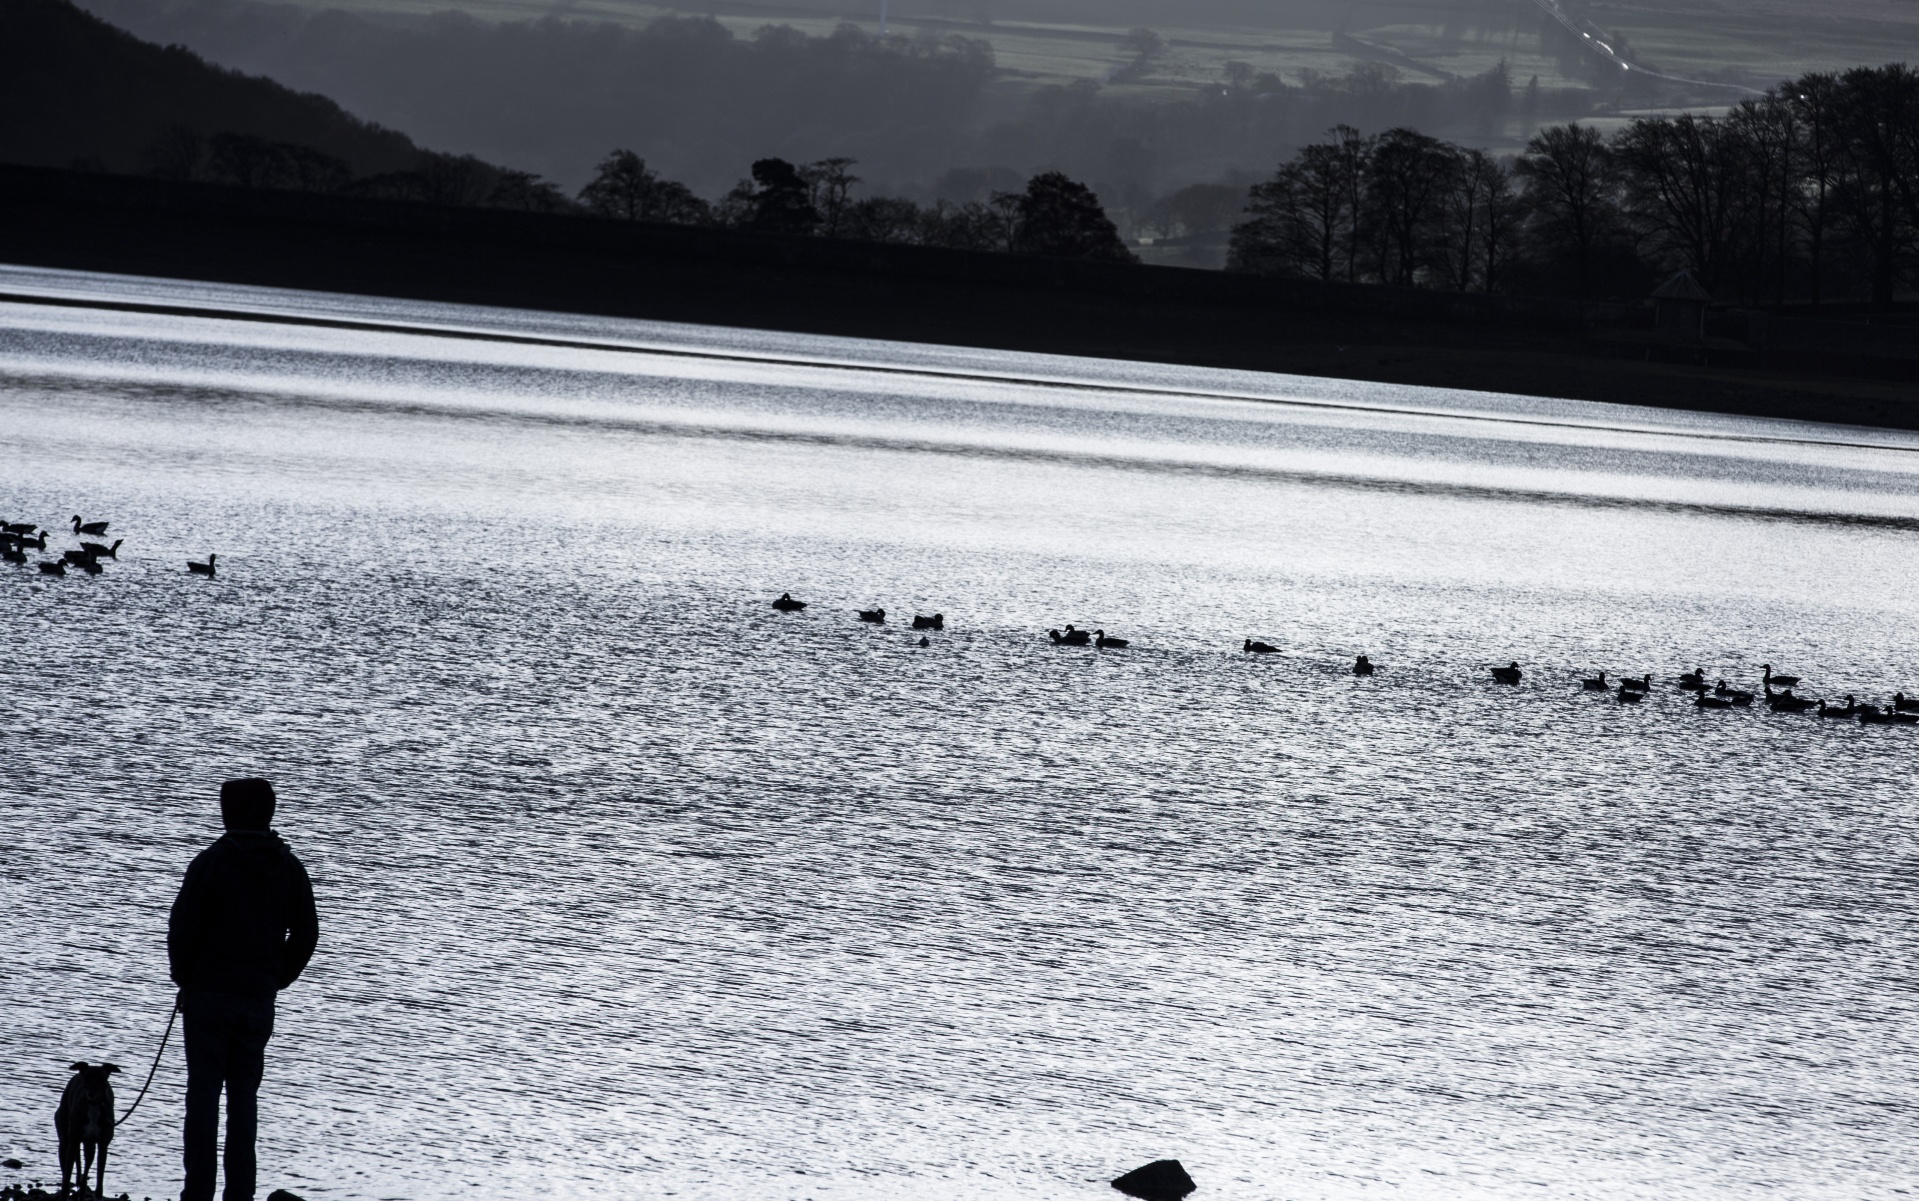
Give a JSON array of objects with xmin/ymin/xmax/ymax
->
[
  {"xmin": 1230, "ymin": 65, "xmax": 1919, "ymax": 306},
  {"xmin": 80, "ymin": 0, "xmax": 1604, "ymax": 204}
]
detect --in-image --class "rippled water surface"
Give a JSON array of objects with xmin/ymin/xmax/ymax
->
[{"xmin": 2, "ymin": 264, "xmax": 1916, "ymax": 1201}]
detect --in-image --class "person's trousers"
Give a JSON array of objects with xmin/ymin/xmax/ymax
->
[{"xmin": 180, "ymin": 990, "xmax": 276, "ymax": 1201}]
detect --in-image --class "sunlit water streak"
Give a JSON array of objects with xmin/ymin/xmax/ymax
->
[{"xmin": 1, "ymin": 265, "xmax": 1915, "ymax": 1201}]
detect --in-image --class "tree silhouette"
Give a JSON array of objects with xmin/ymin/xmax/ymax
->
[
  {"xmin": 579, "ymin": 149, "xmax": 708, "ymax": 223},
  {"xmin": 1513, "ymin": 123, "xmax": 1619, "ymax": 300},
  {"xmin": 741, "ymin": 157, "xmax": 820, "ymax": 235},
  {"xmin": 1014, "ymin": 171, "xmax": 1134, "ymax": 261}
]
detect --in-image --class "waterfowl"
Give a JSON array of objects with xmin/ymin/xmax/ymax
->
[
  {"xmin": 1048, "ymin": 626, "xmax": 1091, "ymax": 646},
  {"xmin": 1243, "ymin": 639, "xmax": 1279, "ymax": 654},
  {"xmin": 1765, "ymin": 686, "xmax": 1814, "ymax": 712},
  {"xmin": 1491, "ymin": 662, "xmax": 1523, "ymax": 685},
  {"xmin": 1713, "ymin": 679, "xmax": 1739, "ymax": 696},
  {"xmin": 911, "ymin": 614, "xmax": 944, "ymax": 631},
  {"xmin": 1677, "ymin": 668, "xmax": 1707, "ymax": 691},
  {"xmin": 1818, "ymin": 696, "xmax": 1858, "ymax": 719},
  {"xmin": 1353, "ymin": 655, "xmax": 1375, "ymax": 676},
  {"xmin": 77, "ymin": 558, "xmax": 103, "ymax": 575},
  {"xmin": 37, "ymin": 561, "xmax": 66, "ymax": 576},
  {"xmin": 60, "ymin": 548, "xmax": 96, "ymax": 566},
  {"xmin": 1762, "ymin": 664, "xmax": 1800, "ymax": 689},
  {"xmin": 0, "ymin": 543, "xmax": 24, "ymax": 565},
  {"xmin": 1616, "ymin": 684, "xmax": 1644, "ymax": 703},
  {"xmin": 857, "ymin": 608, "xmax": 886, "ymax": 623},
  {"xmin": 71, "ymin": 516, "xmax": 109, "ymax": 537},
  {"xmin": 1580, "ymin": 671, "xmax": 1609, "ymax": 691},
  {"xmin": 15, "ymin": 531, "xmax": 45, "ymax": 550},
  {"xmin": 1724, "ymin": 688, "xmax": 1755, "ymax": 707},
  {"xmin": 1619, "ymin": 675, "xmax": 1650, "ymax": 692},
  {"xmin": 918, "ymin": 636, "xmax": 930, "ymax": 648},
  {"xmin": 1858, "ymin": 704, "xmax": 1893, "ymax": 725},
  {"xmin": 1094, "ymin": 630, "xmax": 1129, "ymax": 649},
  {"xmin": 1, "ymin": 521, "xmax": 36, "ymax": 536},
  {"xmin": 81, "ymin": 539, "xmax": 123, "ymax": 560},
  {"xmin": 1694, "ymin": 693, "xmax": 1732, "ymax": 710},
  {"xmin": 771, "ymin": 592, "xmax": 805, "ymax": 611},
  {"xmin": 187, "ymin": 554, "xmax": 217, "ymax": 577},
  {"xmin": 1895, "ymin": 692, "xmax": 1919, "ymax": 713}
]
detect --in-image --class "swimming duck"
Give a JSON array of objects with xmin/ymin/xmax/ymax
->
[
  {"xmin": 0, "ymin": 543, "xmax": 24, "ymax": 565},
  {"xmin": 1619, "ymin": 675, "xmax": 1650, "ymax": 692},
  {"xmin": 1, "ymin": 521, "xmax": 36, "ymax": 537},
  {"xmin": 71, "ymin": 516, "xmax": 109, "ymax": 537},
  {"xmin": 77, "ymin": 558, "xmax": 103, "ymax": 575},
  {"xmin": 857, "ymin": 608, "xmax": 886, "ymax": 623},
  {"xmin": 1677, "ymin": 668, "xmax": 1707, "ymax": 691},
  {"xmin": 1048, "ymin": 626, "xmax": 1092, "ymax": 646},
  {"xmin": 1762, "ymin": 664, "xmax": 1800, "ymax": 689},
  {"xmin": 1491, "ymin": 662, "xmax": 1523, "ymax": 685},
  {"xmin": 1580, "ymin": 671, "xmax": 1609, "ymax": 691},
  {"xmin": 771, "ymin": 592, "xmax": 806, "ymax": 611},
  {"xmin": 1243, "ymin": 639, "xmax": 1279, "ymax": 654},
  {"xmin": 37, "ymin": 560, "xmax": 66, "ymax": 576},
  {"xmin": 188, "ymin": 554, "xmax": 217, "ymax": 577},
  {"xmin": 918, "ymin": 636, "xmax": 930, "ymax": 648},
  {"xmin": 1694, "ymin": 693, "xmax": 1732, "ymax": 710},
  {"xmin": 1353, "ymin": 655, "xmax": 1374, "ymax": 676},
  {"xmin": 1094, "ymin": 630, "xmax": 1129, "ymax": 649},
  {"xmin": 60, "ymin": 549, "xmax": 96, "ymax": 566},
  {"xmin": 1894, "ymin": 692, "xmax": 1919, "ymax": 713},
  {"xmin": 912, "ymin": 614, "xmax": 944, "ymax": 631},
  {"xmin": 1858, "ymin": 704, "xmax": 1892, "ymax": 725},
  {"xmin": 1818, "ymin": 696, "xmax": 1858, "ymax": 719},
  {"xmin": 80, "ymin": 539, "xmax": 122, "ymax": 560},
  {"xmin": 1616, "ymin": 683, "xmax": 1644, "ymax": 703}
]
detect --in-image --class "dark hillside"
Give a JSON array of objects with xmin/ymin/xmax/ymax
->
[{"xmin": 0, "ymin": 0, "xmax": 426, "ymax": 178}]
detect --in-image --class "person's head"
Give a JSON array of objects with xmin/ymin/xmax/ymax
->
[{"xmin": 220, "ymin": 778, "xmax": 277, "ymax": 831}]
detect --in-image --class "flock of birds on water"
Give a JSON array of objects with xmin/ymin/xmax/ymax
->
[
  {"xmin": 772, "ymin": 594, "xmax": 1919, "ymax": 726},
  {"xmin": 3, "ymin": 515, "xmax": 216, "ymax": 578}
]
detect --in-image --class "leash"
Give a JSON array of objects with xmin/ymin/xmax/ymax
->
[{"xmin": 115, "ymin": 996, "xmax": 181, "ymax": 1126}]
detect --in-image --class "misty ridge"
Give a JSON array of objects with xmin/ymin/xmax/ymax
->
[{"xmin": 77, "ymin": 0, "xmax": 1601, "ymax": 210}]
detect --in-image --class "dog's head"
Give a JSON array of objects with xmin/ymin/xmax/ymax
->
[{"xmin": 66, "ymin": 1062, "xmax": 120, "ymax": 1099}]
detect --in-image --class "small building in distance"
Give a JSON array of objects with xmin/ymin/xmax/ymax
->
[{"xmin": 1651, "ymin": 270, "xmax": 1712, "ymax": 343}]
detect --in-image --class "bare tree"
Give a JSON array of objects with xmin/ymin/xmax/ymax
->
[
  {"xmin": 579, "ymin": 149, "xmax": 709, "ymax": 224},
  {"xmin": 802, "ymin": 158, "xmax": 862, "ymax": 238},
  {"xmin": 1514, "ymin": 123, "xmax": 1618, "ymax": 299}
]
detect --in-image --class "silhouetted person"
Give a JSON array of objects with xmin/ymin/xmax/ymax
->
[{"xmin": 169, "ymin": 779, "xmax": 319, "ymax": 1201}]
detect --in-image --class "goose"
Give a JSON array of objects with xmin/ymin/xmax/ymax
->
[
  {"xmin": 1677, "ymin": 668, "xmax": 1707, "ymax": 691},
  {"xmin": 1243, "ymin": 639, "xmax": 1279, "ymax": 654},
  {"xmin": 1765, "ymin": 686, "xmax": 1814, "ymax": 713},
  {"xmin": 857, "ymin": 608, "xmax": 886, "ymax": 623},
  {"xmin": 1762, "ymin": 664, "xmax": 1800, "ymax": 689},
  {"xmin": 81, "ymin": 539, "xmax": 123, "ymax": 560},
  {"xmin": 1712, "ymin": 679, "xmax": 1740, "ymax": 697},
  {"xmin": 1619, "ymin": 674, "xmax": 1650, "ymax": 692},
  {"xmin": 1, "ymin": 521, "xmax": 36, "ymax": 536},
  {"xmin": 1, "ymin": 543, "xmax": 24, "ymax": 565},
  {"xmin": 60, "ymin": 548, "xmax": 97, "ymax": 566},
  {"xmin": 37, "ymin": 560, "xmax": 66, "ymax": 576},
  {"xmin": 1617, "ymin": 683, "xmax": 1644, "ymax": 703},
  {"xmin": 1818, "ymin": 696, "xmax": 1858, "ymax": 719},
  {"xmin": 1888, "ymin": 711, "xmax": 1919, "ymax": 726},
  {"xmin": 1858, "ymin": 704, "xmax": 1893, "ymax": 725},
  {"xmin": 1353, "ymin": 655, "xmax": 1375, "ymax": 676},
  {"xmin": 77, "ymin": 558, "xmax": 103, "ymax": 575},
  {"xmin": 15, "ymin": 531, "xmax": 46, "ymax": 551},
  {"xmin": 1894, "ymin": 692, "xmax": 1919, "ymax": 713},
  {"xmin": 1580, "ymin": 671, "xmax": 1609, "ymax": 691},
  {"xmin": 771, "ymin": 592, "xmax": 806, "ymax": 611},
  {"xmin": 70, "ymin": 516, "xmax": 109, "ymax": 537},
  {"xmin": 1094, "ymin": 630, "xmax": 1129, "ymax": 649},
  {"xmin": 1695, "ymin": 693, "xmax": 1732, "ymax": 710},
  {"xmin": 1724, "ymin": 688, "xmax": 1755, "ymax": 707},
  {"xmin": 187, "ymin": 554, "xmax": 217, "ymax": 577},
  {"xmin": 1491, "ymin": 662, "xmax": 1523, "ymax": 685},
  {"xmin": 911, "ymin": 614, "xmax": 944, "ymax": 631},
  {"xmin": 1048, "ymin": 626, "xmax": 1091, "ymax": 646}
]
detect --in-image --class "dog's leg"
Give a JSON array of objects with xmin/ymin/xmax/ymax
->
[{"xmin": 94, "ymin": 1142, "xmax": 107, "ymax": 1199}]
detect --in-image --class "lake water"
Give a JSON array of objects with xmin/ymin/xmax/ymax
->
[{"xmin": 2, "ymin": 263, "xmax": 1916, "ymax": 1201}]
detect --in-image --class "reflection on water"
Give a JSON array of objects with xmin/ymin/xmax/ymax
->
[{"xmin": 1, "ymin": 265, "xmax": 1916, "ymax": 1201}]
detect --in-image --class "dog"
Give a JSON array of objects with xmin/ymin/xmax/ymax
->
[{"xmin": 56, "ymin": 1061, "xmax": 118, "ymax": 1197}]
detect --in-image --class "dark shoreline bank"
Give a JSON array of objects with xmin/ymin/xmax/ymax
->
[{"xmin": 3, "ymin": 163, "xmax": 1914, "ymax": 431}]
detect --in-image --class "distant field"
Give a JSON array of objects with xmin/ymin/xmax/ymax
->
[{"xmin": 288, "ymin": 0, "xmax": 1919, "ymax": 103}]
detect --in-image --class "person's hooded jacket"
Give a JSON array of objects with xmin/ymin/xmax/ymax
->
[{"xmin": 169, "ymin": 830, "xmax": 319, "ymax": 996}]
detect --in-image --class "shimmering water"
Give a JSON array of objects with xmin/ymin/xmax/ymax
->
[{"xmin": 2, "ymin": 264, "xmax": 1916, "ymax": 1201}]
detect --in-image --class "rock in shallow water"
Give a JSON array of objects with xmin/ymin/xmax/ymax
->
[{"xmin": 1111, "ymin": 1158, "xmax": 1196, "ymax": 1199}]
